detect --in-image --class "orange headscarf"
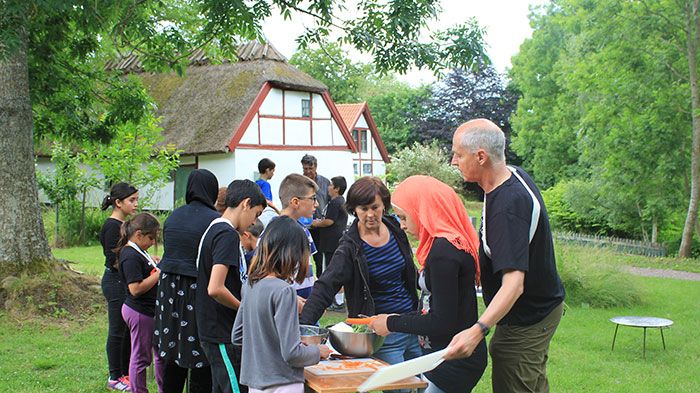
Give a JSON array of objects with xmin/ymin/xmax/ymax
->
[{"xmin": 391, "ymin": 175, "xmax": 480, "ymax": 284}]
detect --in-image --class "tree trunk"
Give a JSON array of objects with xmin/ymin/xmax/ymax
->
[
  {"xmin": 652, "ymin": 216, "xmax": 658, "ymax": 244},
  {"xmin": 680, "ymin": 0, "xmax": 700, "ymax": 258},
  {"xmin": 0, "ymin": 22, "xmax": 52, "ymax": 271}
]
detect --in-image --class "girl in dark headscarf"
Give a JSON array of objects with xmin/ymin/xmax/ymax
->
[
  {"xmin": 154, "ymin": 169, "xmax": 220, "ymax": 393},
  {"xmin": 99, "ymin": 182, "xmax": 139, "ymax": 391}
]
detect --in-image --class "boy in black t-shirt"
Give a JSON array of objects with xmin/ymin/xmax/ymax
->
[
  {"xmin": 311, "ymin": 176, "xmax": 348, "ymax": 276},
  {"xmin": 195, "ymin": 180, "xmax": 266, "ymax": 393}
]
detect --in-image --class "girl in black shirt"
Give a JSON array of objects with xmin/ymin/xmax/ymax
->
[
  {"xmin": 99, "ymin": 182, "xmax": 138, "ymax": 391},
  {"xmin": 117, "ymin": 213, "xmax": 163, "ymax": 393},
  {"xmin": 370, "ymin": 176, "xmax": 487, "ymax": 393}
]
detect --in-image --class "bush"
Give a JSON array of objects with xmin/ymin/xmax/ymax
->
[
  {"xmin": 556, "ymin": 245, "xmax": 644, "ymax": 308},
  {"xmin": 543, "ymin": 179, "xmax": 610, "ymax": 234},
  {"xmin": 386, "ymin": 140, "xmax": 463, "ymax": 190}
]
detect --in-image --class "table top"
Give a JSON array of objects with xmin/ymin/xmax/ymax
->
[
  {"xmin": 304, "ymin": 360, "xmax": 427, "ymax": 393},
  {"xmin": 610, "ymin": 316, "xmax": 673, "ymax": 328}
]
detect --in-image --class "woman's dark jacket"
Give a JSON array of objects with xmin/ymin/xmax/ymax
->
[
  {"xmin": 299, "ymin": 216, "xmax": 418, "ymax": 325},
  {"xmin": 158, "ymin": 169, "xmax": 220, "ymax": 277}
]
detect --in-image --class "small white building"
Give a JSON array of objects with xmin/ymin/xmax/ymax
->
[
  {"xmin": 336, "ymin": 103, "xmax": 391, "ymax": 177},
  {"xmin": 103, "ymin": 42, "xmax": 360, "ymax": 210}
]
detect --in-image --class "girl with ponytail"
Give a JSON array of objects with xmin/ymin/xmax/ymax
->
[
  {"xmin": 99, "ymin": 182, "xmax": 138, "ymax": 391},
  {"xmin": 118, "ymin": 213, "xmax": 164, "ymax": 393}
]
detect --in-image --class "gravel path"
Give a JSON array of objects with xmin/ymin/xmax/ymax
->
[{"xmin": 623, "ymin": 266, "xmax": 700, "ymax": 281}]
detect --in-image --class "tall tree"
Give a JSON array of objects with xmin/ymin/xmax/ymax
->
[
  {"xmin": 412, "ymin": 66, "xmax": 518, "ymax": 159},
  {"xmin": 366, "ymin": 81, "xmax": 432, "ymax": 154},
  {"xmin": 510, "ymin": 0, "xmax": 696, "ymax": 251},
  {"xmin": 0, "ymin": 0, "xmax": 486, "ymax": 271}
]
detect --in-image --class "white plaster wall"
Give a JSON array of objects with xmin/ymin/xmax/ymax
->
[
  {"xmin": 286, "ymin": 119, "xmax": 311, "ymax": 145},
  {"xmin": 313, "ymin": 93, "xmax": 330, "ymax": 118},
  {"xmin": 260, "ymin": 118, "xmax": 283, "ymax": 144},
  {"xmin": 240, "ymin": 114, "xmax": 259, "ymax": 144},
  {"xmin": 200, "ymin": 152, "xmax": 237, "ymax": 187},
  {"xmin": 233, "ymin": 149, "xmax": 356, "ymax": 209},
  {"xmin": 332, "ymin": 121, "xmax": 346, "ymax": 146},
  {"xmin": 356, "ymin": 115, "xmax": 368, "ymax": 128},
  {"xmin": 259, "ymin": 88, "xmax": 284, "ymax": 116},
  {"xmin": 140, "ymin": 180, "xmax": 174, "ymax": 211},
  {"xmin": 373, "ymin": 161, "xmax": 386, "ymax": 177},
  {"xmin": 285, "ymin": 91, "xmax": 310, "ymax": 117},
  {"xmin": 371, "ymin": 135, "xmax": 382, "ymax": 159},
  {"xmin": 312, "ymin": 119, "xmax": 333, "ymax": 146},
  {"xmin": 36, "ymin": 158, "xmax": 175, "ymax": 211}
]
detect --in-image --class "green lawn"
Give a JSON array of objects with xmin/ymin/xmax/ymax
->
[{"xmin": 2, "ymin": 245, "xmax": 698, "ymax": 392}]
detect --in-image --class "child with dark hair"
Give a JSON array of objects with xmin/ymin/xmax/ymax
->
[
  {"xmin": 117, "ymin": 213, "xmax": 164, "ymax": 393},
  {"xmin": 311, "ymin": 176, "xmax": 349, "ymax": 311},
  {"xmin": 232, "ymin": 216, "xmax": 330, "ymax": 393},
  {"xmin": 311, "ymin": 176, "xmax": 348, "ymax": 276},
  {"xmin": 239, "ymin": 218, "xmax": 264, "ymax": 267},
  {"xmin": 99, "ymin": 182, "xmax": 139, "ymax": 391},
  {"xmin": 255, "ymin": 158, "xmax": 279, "ymax": 213},
  {"xmin": 196, "ymin": 179, "xmax": 266, "ymax": 393}
]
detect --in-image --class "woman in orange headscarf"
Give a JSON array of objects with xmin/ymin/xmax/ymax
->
[{"xmin": 370, "ymin": 175, "xmax": 487, "ymax": 393}]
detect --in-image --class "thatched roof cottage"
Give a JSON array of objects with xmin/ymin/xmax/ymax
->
[{"xmin": 105, "ymin": 42, "xmax": 367, "ymax": 210}]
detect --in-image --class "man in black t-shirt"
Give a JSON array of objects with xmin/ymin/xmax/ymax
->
[
  {"xmin": 445, "ymin": 119, "xmax": 565, "ymax": 393},
  {"xmin": 195, "ymin": 180, "xmax": 266, "ymax": 393}
]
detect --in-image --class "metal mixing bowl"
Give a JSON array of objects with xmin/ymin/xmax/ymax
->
[
  {"xmin": 328, "ymin": 328, "xmax": 385, "ymax": 357},
  {"xmin": 300, "ymin": 325, "xmax": 329, "ymax": 345}
]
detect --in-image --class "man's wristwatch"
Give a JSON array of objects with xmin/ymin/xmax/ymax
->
[{"xmin": 476, "ymin": 321, "xmax": 490, "ymax": 337}]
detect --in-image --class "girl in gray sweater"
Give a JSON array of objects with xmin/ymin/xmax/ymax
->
[{"xmin": 233, "ymin": 216, "xmax": 330, "ymax": 393}]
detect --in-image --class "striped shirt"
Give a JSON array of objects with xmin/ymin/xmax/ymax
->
[{"xmin": 363, "ymin": 232, "xmax": 414, "ymax": 314}]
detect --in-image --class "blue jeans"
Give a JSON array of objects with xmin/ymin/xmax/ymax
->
[{"xmin": 373, "ymin": 332, "xmax": 421, "ymax": 393}]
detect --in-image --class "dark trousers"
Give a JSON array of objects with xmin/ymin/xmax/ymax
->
[
  {"xmin": 313, "ymin": 252, "xmax": 326, "ymax": 277},
  {"xmin": 101, "ymin": 268, "xmax": 131, "ymax": 380},
  {"xmin": 200, "ymin": 342, "xmax": 247, "ymax": 393},
  {"xmin": 162, "ymin": 362, "xmax": 212, "ymax": 393},
  {"xmin": 490, "ymin": 302, "xmax": 564, "ymax": 393}
]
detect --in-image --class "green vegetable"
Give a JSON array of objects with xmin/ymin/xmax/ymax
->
[{"xmin": 352, "ymin": 324, "xmax": 372, "ymax": 333}]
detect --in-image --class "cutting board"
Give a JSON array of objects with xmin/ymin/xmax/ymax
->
[{"xmin": 305, "ymin": 358, "xmax": 386, "ymax": 376}]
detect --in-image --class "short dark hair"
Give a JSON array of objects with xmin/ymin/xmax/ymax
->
[
  {"xmin": 247, "ymin": 216, "xmax": 309, "ymax": 285},
  {"xmin": 331, "ymin": 176, "xmax": 347, "ymax": 195},
  {"xmin": 258, "ymin": 158, "xmax": 276, "ymax": 174},
  {"xmin": 301, "ymin": 154, "xmax": 317, "ymax": 167},
  {"xmin": 345, "ymin": 176, "xmax": 391, "ymax": 215},
  {"xmin": 225, "ymin": 179, "xmax": 267, "ymax": 209}
]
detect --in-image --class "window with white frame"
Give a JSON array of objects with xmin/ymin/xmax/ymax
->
[
  {"xmin": 360, "ymin": 130, "xmax": 368, "ymax": 153},
  {"xmin": 362, "ymin": 163, "xmax": 372, "ymax": 174}
]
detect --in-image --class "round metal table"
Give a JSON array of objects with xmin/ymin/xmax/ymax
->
[{"xmin": 609, "ymin": 316, "xmax": 673, "ymax": 358}]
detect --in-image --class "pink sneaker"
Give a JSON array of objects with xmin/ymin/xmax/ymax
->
[{"xmin": 107, "ymin": 376, "xmax": 130, "ymax": 391}]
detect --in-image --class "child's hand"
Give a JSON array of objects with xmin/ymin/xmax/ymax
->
[
  {"xmin": 318, "ymin": 344, "xmax": 331, "ymax": 359},
  {"xmin": 151, "ymin": 255, "xmax": 161, "ymax": 263}
]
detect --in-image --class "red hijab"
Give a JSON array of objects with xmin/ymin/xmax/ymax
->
[{"xmin": 392, "ymin": 175, "xmax": 480, "ymax": 284}]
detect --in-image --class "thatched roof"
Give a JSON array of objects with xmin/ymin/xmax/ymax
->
[{"xmin": 108, "ymin": 42, "xmax": 330, "ymax": 155}]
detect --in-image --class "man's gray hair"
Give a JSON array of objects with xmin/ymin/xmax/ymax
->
[
  {"xmin": 301, "ymin": 154, "xmax": 317, "ymax": 167},
  {"xmin": 460, "ymin": 126, "xmax": 506, "ymax": 163}
]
